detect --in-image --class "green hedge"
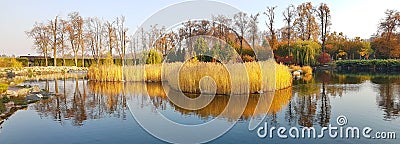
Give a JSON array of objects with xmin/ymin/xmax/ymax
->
[
  {"xmin": 33, "ymin": 58, "xmax": 140, "ymax": 67},
  {"xmin": 16, "ymin": 58, "xmax": 29, "ymax": 67},
  {"xmin": 336, "ymin": 59, "xmax": 400, "ymax": 69}
]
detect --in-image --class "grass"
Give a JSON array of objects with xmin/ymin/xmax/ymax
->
[{"xmin": 87, "ymin": 60, "xmax": 292, "ymax": 94}]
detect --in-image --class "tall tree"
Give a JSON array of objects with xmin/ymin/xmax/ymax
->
[
  {"xmin": 116, "ymin": 16, "xmax": 128, "ymax": 66},
  {"xmin": 76, "ymin": 15, "xmax": 85, "ymax": 67},
  {"xmin": 50, "ymin": 16, "xmax": 58, "ymax": 66},
  {"xmin": 295, "ymin": 2, "xmax": 319, "ymax": 41},
  {"xmin": 86, "ymin": 17, "xmax": 104, "ymax": 64},
  {"xmin": 233, "ymin": 12, "xmax": 249, "ymax": 57},
  {"xmin": 264, "ymin": 6, "xmax": 277, "ymax": 50},
  {"xmin": 248, "ymin": 13, "xmax": 260, "ymax": 50},
  {"xmin": 316, "ymin": 3, "xmax": 331, "ymax": 53},
  {"xmin": 105, "ymin": 20, "xmax": 116, "ymax": 57},
  {"xmin": 379, "ymin": 9, "xmax": 399, "ymax": 41},
  {"xmin": 26, "ymin": 22, "xmax": 51, "ymax": 66},
  {"xmin": 283, "ymin": 4, "xmax": 296, "ymax": 54},
  {"xmin": 67, "ymin": 12, "xmax": 82, "ymax": 67},
  {"xmin": 375, "ymin": 9, "xmax": 400, "ymax": 59},
  {"xmin": 58, "ymin": 19, "xmax": 68, "ymax": 66}
]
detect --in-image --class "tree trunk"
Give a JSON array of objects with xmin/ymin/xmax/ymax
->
[
  {"xmin": 81, "ymin": 45, "xmax": 85, "ymax": 67},
  {"xmin": 44, "ymin": 51, "xmax": 48, "ymax": 67},
  {"xmin": 53, "ymin": 17, "xmax": 58, "ymax": 67}
]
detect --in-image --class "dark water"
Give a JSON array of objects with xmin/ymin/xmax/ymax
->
[{"xmin": 0, "ymin": 71, "xmax": 399, "ymax": 143}]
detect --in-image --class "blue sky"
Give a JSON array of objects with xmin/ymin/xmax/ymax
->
[{"xmin": 1, "ymin": 0, "xmax": 399, "ymax": 56}]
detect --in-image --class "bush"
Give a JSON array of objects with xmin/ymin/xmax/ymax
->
[
  {"xmin": 16, "ymin": 58, "xmax": 29, "ymax": 67},
  {"xmin": 145, "ymin": 49, "xmax": 163, "ymax": 64},
  {"xmin": 301, "ymin": 66, "xmax": 313, "ymax": 75},
  {"xmin": 318, "ymin": 52, "xmax": 332, "ymax": 64},
  {"xmin": 0, "ymin": 58, "xmax": 23, "ymax": 68},
  {"xmin": 0, "ymin": 83, "xmax": 8, "ymax": 94}
]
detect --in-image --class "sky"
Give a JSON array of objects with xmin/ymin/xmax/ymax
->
[{"xmin": 0, "ymin": 0, "xmax": 399, "ymax": 56}]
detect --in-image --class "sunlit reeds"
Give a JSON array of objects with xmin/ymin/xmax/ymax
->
[{"xmin": 88, "ymin": 60, "xmax": 292, "ymax": 94}]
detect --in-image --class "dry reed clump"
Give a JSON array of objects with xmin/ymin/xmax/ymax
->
[
  {"xmin": 88, "ymin": 64, "xmax": 123, "ymax": 82},
  {"xmin": 88, "ymin": 60, "xmax": 292, "ymax": 94},
  {"xmin": 165, "ymin": 60, "xmax": 292, "ymax": 94},
  {"xmin": 123, "ymin": 65, "xmax": 145, "ymax": 82}
]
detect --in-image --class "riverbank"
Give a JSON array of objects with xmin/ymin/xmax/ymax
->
[
  {"xmin": 336, "ymin": 59, "xmax": 400, "ymax": 72},
  {"xmin": 0, "ymin": 66, "xmax": 88, "ymax": 78},
  {"xmin": 0, "ymin": 73, "xmax": 86, "ymax": 124}
]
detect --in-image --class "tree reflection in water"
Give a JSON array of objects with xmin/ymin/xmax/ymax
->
[
  {"xmin": 372, "ymin": 76, "xmax": 400, "ymax": 120},
  {"xmin": 32, "ymin": 71, "xmax": 400, "ymax": 127}
]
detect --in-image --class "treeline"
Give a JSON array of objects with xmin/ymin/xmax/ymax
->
[
  {"xmin": 26, "ymin": 13, "xmax": 130, "ymax": 67},
  {"xmin": 26, "ymin": 2, "xmax": 400, "ymax": 67},
  {"xmin": 268, "ymin": 2, "xmax": 376, "ymax": 66},
  {"xmin": 26, "ymin": 2, "xmax": 333, "ymax": 67}
]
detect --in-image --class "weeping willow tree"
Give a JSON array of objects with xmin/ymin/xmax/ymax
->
[{"xmin": 292, "ymin": 40, "xmax": 321, "ymax": 66}]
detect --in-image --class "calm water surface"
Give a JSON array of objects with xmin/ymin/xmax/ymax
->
[{"xmin": 0, "ymin": 71, "xmax": 399, "ymax": 143}]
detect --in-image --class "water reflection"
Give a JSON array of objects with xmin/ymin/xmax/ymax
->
[
  {"xmin": 313, "ymin": 71, "xmax": 400, "ymax": 120},
  {"xmin": 32, "ymin": 79, "xmax": 292, "ymax": 126},
  {"xmin": 29, "ymin": 71, "xmax": 400, "ymax": 127},
  {"xmin": 34, "ymin": 77, "xmax": 129, "ymax": 126}
]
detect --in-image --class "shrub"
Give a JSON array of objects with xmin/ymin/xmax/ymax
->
[
  {"xmin": 317, "ymin": 52, "xmax": 332, "ymax": 64},
  {"xmin": 301, "ymin": 66, "xmax": 313, "ymax": 75},
  {"xmin": 0, "ymin": 83, "xmax": 8, "ymax": 94},
  {"xmin": 289, "ymin": 65, "xmax": 301, "ymax": 71},
  {"xmin": 145, "ymin": 49, "xmax": 163, "ymax": 64},
  {"xmin": 0, "ymin": 58, "xmax": 22, "ymax": 68}
]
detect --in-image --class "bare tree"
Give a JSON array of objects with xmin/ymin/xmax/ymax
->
[
  {"xmin": 77, "ymin": 16, "xmax": 85, "ymax": 67},
  {"xmin": 86, "ymin": 17, "xmax": 104, "ymax": 64},
  {"xmin": 233, "ymin": 12, "xmax": 249, "ymax": 57},
  {"xmin": 129, "ymin": 35, "xmax": 138, "ymax": 65},
  {"xmin": 248, "ymin": 13, "xmax": 260, "ymax": 49},
  {"xmin": 116, "ymin": 16, "xmax": 128, "ymax": 66},
  {"xmin": 26, "ymin": 22, "xmax": 51, "ymax": 66},
  {"xmin": 105, "ymin": 20, "xmax": 116, "ymax": 57},
  {"xmin": 316, "ymin": 3, "xmax": 331, "ymax": 53},
  {"xmin": 212, "ymin": 15, "xmax": 232, "ymax": 49},
  {"xmin": 50, "ymin": 16, "xmax": 58, "ymax": 66},
  {"xmin": 264, "ymin": 6, "xmax": 277, "ymax": 50},
  {"xmin": 58, "ymin": 19, "xmax": 68, "ymax": 66},
  {"xmin": 283, "ymin": 4, "xmax": 296, "ymax": 54},
  {"xmin": 67, "ymin": 12, "xmax": 82, "ymax": 67}
]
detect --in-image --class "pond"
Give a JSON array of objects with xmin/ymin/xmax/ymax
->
[{"xmin": 0, "ymin": 71, "xmax": 399, "ymax": 143}]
